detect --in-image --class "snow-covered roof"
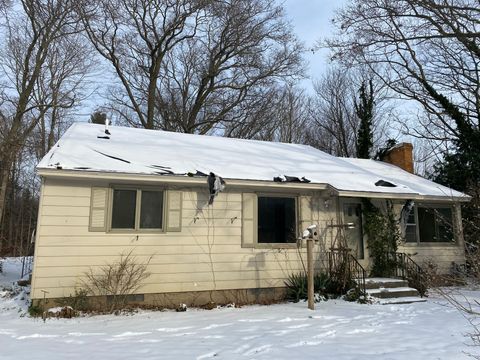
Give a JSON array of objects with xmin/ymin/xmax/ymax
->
[{"xmin": 37, "ymin": 123, "xmax": 468, "ymax": 200}]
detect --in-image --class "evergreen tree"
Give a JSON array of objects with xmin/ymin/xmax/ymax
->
[
  {"xmin": 90, "ymin": 111, "xmax": 107, "ymax": 125},
  {"xmin": 355, "ymin": 79, "xmax": 374, "ymax": 159}
]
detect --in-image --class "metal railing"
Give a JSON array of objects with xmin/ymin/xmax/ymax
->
[
  {"xmin": 21, "ymin": 256, "xmax": 33, "ymax": 279},
  {"xmin": 327, "ymin": 249, "xmax": 366, "ymax": 296},
  {"xmin": 387, "ymin": 252, "xmax": 427, "ymax": 297},
  {"xmin": 385, "ymin": 252, "xmax": 421, "ymax": 278}
]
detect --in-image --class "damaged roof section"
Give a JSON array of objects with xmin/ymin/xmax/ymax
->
[{"xmin": 37, "ymin": 123, "xmax": 469, "ymax": 200}]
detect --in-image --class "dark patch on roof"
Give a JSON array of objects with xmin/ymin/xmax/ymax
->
[
  {"xmin": 375, "ymin": 179, "xmax": 396, "ymax": 187},
  {"xmin": 93, "ymin": 150, "xmax": 131, "ymax": 164}
]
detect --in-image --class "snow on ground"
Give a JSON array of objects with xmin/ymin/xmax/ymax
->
[{"xmin": 0, "ymin": 257, "xmax": 478, "ymax": 360}]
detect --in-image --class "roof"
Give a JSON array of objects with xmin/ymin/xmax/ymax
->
[{"xmin": 37, "ymin": 123, "xmax": 468, "ymax": 200}]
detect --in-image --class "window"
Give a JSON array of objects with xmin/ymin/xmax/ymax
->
[
  {"xmin": 404, "ymin": 204, "xmax": 453, "ymax": 244},
  {"xmin": 258, "ymin": 196, "xmax": 297, "ymax": 244},
  {"xmin": 110, "ymin": 188, "xmax": 164, "ymax": 231}
]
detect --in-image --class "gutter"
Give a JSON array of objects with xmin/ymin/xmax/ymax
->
[
  {"xmin": 37, "ymin": 168, "xmax": 471, "ymax": 202},
  {"xmin": 36, "ymin": 168, "xmax": 329, "ymax": 191}
]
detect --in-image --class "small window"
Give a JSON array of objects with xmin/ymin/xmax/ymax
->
[
  {"xmin": 405, "ymin": 206, "xmax": 417, "ymax": 243},
  {"xmin": 111, "ymin": 190, "xmax": 137, "ymax": 229},
  {"xmin": 404, "ymin": 205, "xmax": 453, "ymax": 244},
  {"xmin": 111, "ymin": 188, "xmax": 164, "ymax": 231},
  {"xmin": 140, "ymin": 190, "xmax": 164, "ymax": 229},
  {"xmin": 258, "ymin": 196, "xmax": 296, "ymax": 244}
]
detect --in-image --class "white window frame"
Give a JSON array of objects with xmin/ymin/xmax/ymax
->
[{"xmin": 404, "ymin": 203, "xmax": 455, "ymax": 245}]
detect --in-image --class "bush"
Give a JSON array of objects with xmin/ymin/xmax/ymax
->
[
  {"xmin": 56, "ymin": 289, "xmax": 90, "ymax": 312},
  {"xmin": 362, "ymin": 199, "xmax": 401, "ymax": 277},
  {"xmin": 285, "ymin": 272, "xmax": 342, "ymax": 302},
  {"xmin": 80, "ymin": 251, "xmax": 152, "ymax": 312},
  {"xmin": 28, "ymin": 303, "xmax": 42, "ymax": 317}
]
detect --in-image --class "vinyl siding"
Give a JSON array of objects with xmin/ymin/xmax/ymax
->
[
  {"xmin": 31, "ymin": 177, "xmax": 466, "ymax": 300},
  {"xmin": 31, "ymin": 178, "xmax": 334, "ymax": 299}
]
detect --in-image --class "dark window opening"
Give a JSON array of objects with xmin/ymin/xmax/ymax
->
[
  {"xmin": 111, "ymin": 189, "xmax": 164, "ymax": 231},
  {"xmin": 404, "ymin": 205, "xmax": 453, "ymax": 243},
  {"xmin": 111, "ymin": 189, "xmax": 136, "ymax": 229},
  {"xmin": 258, "ymin": 197, "xmax": 296, "ymax": 244},
  {"xmin": 140, "ymin": 190, "xmax": 163, "ymax": 229}
]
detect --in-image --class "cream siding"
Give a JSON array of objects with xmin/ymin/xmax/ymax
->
[
  {"xmin": 31, "ymin": 177, "xmax": 466, "ymax": 300},
  {"xmin": 31, "ymin": 178, "xmax": 334, "ymax": 299}
]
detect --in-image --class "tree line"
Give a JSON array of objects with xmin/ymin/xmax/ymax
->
[{"xmin": 0, "ymin": 0, "xmax": 478, "ymax": 257}]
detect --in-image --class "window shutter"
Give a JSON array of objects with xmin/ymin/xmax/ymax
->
[
  {"xmin": 299, "ymin": 195, "xmax": 312, "ymax": 233},
  {"xmin": 242, "ymin": 193, "xmax": 257, "ymax": 248},
  {"xmin": 89, "ymin": 187, "xmax": 108, "ymax": 232},
  {"xmin": 166, "ymin": 190, "xmax": 182, "ymax": 232}
]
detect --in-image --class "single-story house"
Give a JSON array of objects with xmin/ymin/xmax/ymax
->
[{"xmin": 31, "ymin": 123, "xmax": 469, "ymax": 307}]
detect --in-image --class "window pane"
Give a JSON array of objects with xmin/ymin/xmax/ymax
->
[
  {"xmin": 140, "ymin": 191, "xmax": 163, "ymax": 229},
  {"xmin": 111, "ymin": 190, "xmax": 136, "ymax": 229},
  {"xmin": 258, "ymin": 197, "xmax": 296, "ymax": 243},
  {"xmin": 418, "ymin": 207, "xmax": 436, "ymax": 242},
  {"xmin": 405, "ymin": 225, "xmax": 417, "ymax": 243},
  {"xmin": 436, "ymin": 208, "xmax": 453, "ymax": 242}
]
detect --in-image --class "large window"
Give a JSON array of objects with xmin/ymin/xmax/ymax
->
[
  {"xmin": 258, "ymin": 196, "xmax": 297, "ymax": 244},
  {"xmin": 405, "ymin": 204, "xmax": 453, "ymax": 244},
  {"xmin": 111, "ymin": 188, "xmax": 164, "ymax": 231}
]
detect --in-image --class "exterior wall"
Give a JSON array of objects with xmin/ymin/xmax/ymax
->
[
  {"xmin": 31, "ymin": 177, "xmax": 338, "ymax": 300},
  {"xmin": 388, "ymin": 200, "xmax": 464, "ymax": 274},
  {"xmin": 31, "ymin": 176, "xmax": 467, "ymax": 302}
]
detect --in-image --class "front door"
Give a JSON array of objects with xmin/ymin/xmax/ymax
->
[{"xmin": 343, "ymin": 203, "xmax": 364, "ymax": 259}]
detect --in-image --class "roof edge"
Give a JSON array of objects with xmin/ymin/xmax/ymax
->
[
  {"xmin": 37, "ymin": 168, "xmax": 329, "ymax": 191},
  {"xmin": 335, "ymin": 190, "xmax": 471, "ymax": 203}
]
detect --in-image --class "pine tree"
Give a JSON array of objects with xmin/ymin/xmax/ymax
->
[
  {"xmin": 90, "ymin": 111, "xmax": 107, "ymax": 125},
  {"xmin": 355, "ymin": 79, "xmax": 374, "ymax": 159}
]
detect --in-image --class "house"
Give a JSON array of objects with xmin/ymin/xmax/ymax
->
[{"xmin": 30, "ymin": 123, "xmax": 469, "ymax": 307}]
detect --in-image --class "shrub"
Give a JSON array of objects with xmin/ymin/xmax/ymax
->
[
  {"xmin": 285, "ymin": 272, "xmax": 338, "ymax": 302},
  {"xmin": 28, "ymin": 303, "xmax": 42, "ymax": 317},
  {"xmin": 80, "ymin": 251, "xmax": 152, "ymax": 312},
  {"xmin": 55, "ymin": 289, "xmax": 90, "ymax": 312},
  {"xmin": 362, "ymin": 199, "xmax": 401, "ymax": 277}
]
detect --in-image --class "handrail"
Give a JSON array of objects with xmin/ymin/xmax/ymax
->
[
  {"xmin": 348, "ymin": 253, "xmax": 367, "ymax": 296},
  {"xmin": 387, "ymin": 252, "xmax": 423, "ymax": 278},
  {"xmin": 388, "ymin": 251, "xmax": 427, "ymax": 297},
  {"xmin": 21, "ymin": 256, "xmax": 33, "ymax": 279},
  {"xmin": 327, "ymin": 249, "xmax": 366, "ymax": 296}
]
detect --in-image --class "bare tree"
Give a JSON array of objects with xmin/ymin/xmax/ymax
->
[
  {"xmin": 79, "ymin": 0, "xmax": 206, "ymax": 130},
  {"xmin": 30, "ymin": 34, "xmax": 94, "ymax": 160},
  {"xmin": 306, "ymin": 66, "xmax": 396, "ymax": 157},
  {"xmin": 308, "ymin": 68, "xmax": 358, "ymax": 157},
  {"xmin": 225, "ymin": 83, "xmax": 309, "ymax": 143},
  {"xmin": 80, "ymin": 0, "xmax": 303, "ymax": 133},
  {"xmin": 154, "ymin": 0, "xmax": 303, "ymax": 134},
  {"xmin": 326, "ymin": 0, "xmax": 480, "ymax": 147},
  {"xmin": 0, "ymin": 0, "xmax": 83, "ymax": 245}
]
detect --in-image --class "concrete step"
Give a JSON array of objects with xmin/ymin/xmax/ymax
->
[
  {"xmin": 364, "ymin": 277, "xmax": 408, "ymax": 290},
  {"xmin": 366, "ymin": 286, "xmax": 419, "ymax": 299},
  {"xmin": 378, "ymin": 297, "xmax": 427, "ymax": 305}
]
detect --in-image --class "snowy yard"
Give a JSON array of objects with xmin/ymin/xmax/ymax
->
[{"xmin": 1, "ymin": 258, "xmax": 478, "ymax": 360}]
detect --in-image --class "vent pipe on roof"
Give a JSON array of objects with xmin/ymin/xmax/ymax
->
[
  {"xmin": 382, "ymin": 142, "xmax": 414, "ymax": 173},
  {"xmin": 105, "ymin": 118, "xmax": 111, "ymax": 135}
]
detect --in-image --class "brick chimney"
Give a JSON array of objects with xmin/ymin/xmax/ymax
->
[{"xmin": 382, "ymin": 142, "xmax": 414, "ymax": 173}]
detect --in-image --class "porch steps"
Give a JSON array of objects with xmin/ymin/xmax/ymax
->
[{"xmin": 362, "ymin": 277, "xmax": 426, "ymax": 304}]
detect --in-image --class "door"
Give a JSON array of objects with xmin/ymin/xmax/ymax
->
[{"xmin": 343, "ymin": 203, "xmax": 364, "ymax": 259}]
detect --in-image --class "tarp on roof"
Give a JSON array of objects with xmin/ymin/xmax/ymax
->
[{"xmin": 37, "ymin": 123, "xmax": 468, "ymax": 200}]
